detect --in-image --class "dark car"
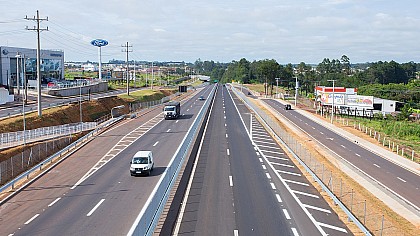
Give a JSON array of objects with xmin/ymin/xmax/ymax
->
[
  {"xmin": 198, "ymin": 95, "xmax": 205, "ymax": 100},
  {"xmin": 284, "ymin": 104, "xmax": 292, "ymax": 110}
]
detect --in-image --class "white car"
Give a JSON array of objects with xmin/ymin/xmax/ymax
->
[{"xmin": 130, "ymin": 151, "xmax": 154, "ymax": 176}]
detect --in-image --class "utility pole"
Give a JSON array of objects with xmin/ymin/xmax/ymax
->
[
  {"xmin": 122, "ymin": 42, "xmax": 132, "ymax": 95},
  {"xmin": 25, "ymin": 10, "xmax": 48, "ymax": 117}
]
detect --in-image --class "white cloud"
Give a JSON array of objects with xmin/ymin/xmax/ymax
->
[{"xmin": 0, "ymin": 0, "xmax": 419, "ymax": 63}]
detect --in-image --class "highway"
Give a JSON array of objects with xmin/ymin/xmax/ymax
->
[
  {"xmin": 173, "ymin": 84, "xmax": 350, "ymax": 236},
  {"xmin": 0, "ymin": 88, "xmax": 141, "ymax": 119},
  {"xmin": 0, "ymin": 85, "xmax": 214, "ymax": 235},
  {"xmin": 263, "ymin": 99, "xmax": 420, "ymax": 213}
]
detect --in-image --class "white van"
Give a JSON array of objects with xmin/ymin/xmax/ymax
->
[{"xmin": 130, "ymin": 151, "xmax": 154, "ymax": 176}]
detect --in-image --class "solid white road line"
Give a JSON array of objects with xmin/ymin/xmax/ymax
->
[
  {"xmin": 234, "ymin": 229, "xmax": 239, "ymax": 236},
  {"xmin": 271, "ymin": 162, "xmax": 294, "ymax": 168},
  {"xmin": 373, "ymin": 164, "xmax": 381, "ymax": 168},
  {"xmin": 283, "ymin": 179, "xmax": 309, "ymax": 186},
  {"xmin": 153, "ymin": 141, "xmax": 159, "ymax": 147},
  {"xmin": 266, "ymin": 173, "xmax": 271, "ymax": 179},
  {"xmin": 291, "ymin": 228, "xmax": 299, "ymax": 236},
  {"xmin": 292, "ymin": 190, "xmax": 319, "ymax": 198},
  {"xmin": 87, "ymin": 199, "xmax": 105, "ymax": 217},
  {"xmin": 302, "ymin": 204, "xmax": 331, "ymax": 213},
  {"xmin": 48, "ymin": 197, "xmax": 61, "ymax": 207},
  {"xmin": 256, "ymin": 144, "xmax": 281, "ymax": 150},
  {"xmin": 397, "ymin": 177, "xmax": 407, "ymax": 183},
  {"xmin": 253, "ymin": 140, "xmax": 277, "ymax": 146},
  {"xmin": 317, "ymin": 222, "xmax": 347, "ymax": 233},
  {"xmin": 24, "ymin": 214, "xmax": 40, "ymax": 225},
  {"xmin": 265, "ymin": 155, "xmax": 287, "ymax": 161},
  {"xmin": 229, "ymin": 176, "xmax": 233, "ymax": 187},
  {"xmin": 277, "ymin": 170, "xmax": 301, "ymax": 176},
  {"xmin": 270, "ymin": 183, "xmax": 276, "ymax": 190},
  {"xmin": 252, "ymin": 136, "xmax": 274, "ymax": 142},
  {"xmin": 260, "ymin": 149, "xmax": 284, "ymax": 155},
  {"xmin": 276, "ymin": 194, "xmax": 282, "ymax": 203},
  {"xmin": 283, "ymin": 209, "xmax": 291, "ymax": 219},
  {"xmin": 227, "ymin": 149, "xmax": 230, "ymax": 156}
]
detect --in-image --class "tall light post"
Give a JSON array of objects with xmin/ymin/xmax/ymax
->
[
  {"xmin": 79, "ymin": 85, "xmax": 82, "ymax": 124},
  {"xmin": 15, "ymin": 53, "xmax": 21, "ymax": 96},
  {"xmin": 151, "ymin": 61, "xmax": 154, "ymax": 89},
  {"xmin": 327, "ymin": 79, "xmax": 337, "ymax": 123},
  {"xmin": 275, "ymin": 78, "xmax": 279, "ymax": 99},
  {"xmin": 295, "ymin": 77, "xmax": 299, "ymax": 106}
]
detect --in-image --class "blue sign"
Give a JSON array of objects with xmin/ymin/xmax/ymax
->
[{"xmin": 91, "ymin": 39, "xmax": 108, "ymax": 47}]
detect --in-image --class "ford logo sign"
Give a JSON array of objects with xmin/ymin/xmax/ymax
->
[{"xmin": 91, "ymin": 39, "xmax": 108, "ymax": 47}]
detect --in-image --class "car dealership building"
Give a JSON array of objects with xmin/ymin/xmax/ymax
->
[{"xmin": 0, "ymin": 46, "xmax": 64, "ymax": 92}]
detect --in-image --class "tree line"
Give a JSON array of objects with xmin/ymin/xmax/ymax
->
[{"xmin": 192, "ymin": 56, "xmax": 420, "ymax": 108}]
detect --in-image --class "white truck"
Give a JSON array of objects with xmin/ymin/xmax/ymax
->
[{"xmin": 163, "ymin": 101, "xmax": 181, "ymax": 119}]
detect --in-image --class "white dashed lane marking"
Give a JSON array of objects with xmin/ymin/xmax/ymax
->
[
  {"xmin": 48, "ymin": 197, "xmax": 61, "ymax": 207},
  {"xmin": 283, "ymin": 209, "xmax": 291, "ymax": 220},
  {"xmin": 397, "ymin": 177, "xmax": 407, "ymax": 183},
  {"xmin": 24, "ymin": 214, "xmax": 40, "ymax": 225}
]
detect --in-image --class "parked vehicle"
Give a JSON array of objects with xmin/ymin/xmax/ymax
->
[
  {"xmin": 164, "ymin": 101, "xmax": 181, "ymax": 119},
  {"xmin": 130, "ymin": 151, "xmax": 154, "ymax": 176}
]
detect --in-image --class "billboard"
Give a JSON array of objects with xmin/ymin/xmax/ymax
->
[
  {"xmin": 347, "ymin": 95, "xmax": 374, "ymax": 108},
  {"xmin": 320, "ymin": 92, "xmax": 345, "ymax": 105}
]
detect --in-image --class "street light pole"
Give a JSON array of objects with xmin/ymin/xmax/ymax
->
[
  {"xmin": 16, "ymin": 53, "xmax": 20, "ymax": 96},
  {"xmin": 328, "ymin": 79, "xmax": 337, "ymax": 123},
  {"xmin": 79, "ymin": 85, "xmax": 82, "ymax": 123},
  {"xmin": 295, "ymin": 77, "xmax": 299, "ymax": 106},
  {"xmin": 275, "ymin": 78, "xmax": 279, "ymax": 99}
]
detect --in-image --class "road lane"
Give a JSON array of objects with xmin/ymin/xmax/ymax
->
[
  {"xmin": 264, "ymin": 99, "xmax": 420, "ymax": 212},
  {"xmin": 0, "ymin": 85, "xmax": 214, "ymax": 236},
  {"xmin": 176, "ymin": 85, "xmax": 351, "ymax": 235}
]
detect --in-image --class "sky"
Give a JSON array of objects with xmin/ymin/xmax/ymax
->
[{"xmin": 1, "ymin": 0, "xmax": 419, "ymax": 64}]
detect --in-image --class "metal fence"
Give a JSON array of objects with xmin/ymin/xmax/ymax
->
[
  {"xmin": 321, "ymin": 114, "xmax": 420, "ymax": 164},
  {"xmin": 0, "ymin": 135, "xmax": 76, "ymax": 185},
  {"xmin": 0, "ymin": 122, "xmax": 97, "ymax": 149},
  {"xmin": 231, "ymin": 86, "xmax": 407, "ymax": 236}
]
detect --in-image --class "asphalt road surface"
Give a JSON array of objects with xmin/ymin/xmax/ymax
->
[
  {"xmin": 174, "ymin": 84, "xmax": 351, "ymax": 236},
  {"xmin": 0, "ymin": 85, "xmax": 214, "ymax": 236},
  {"xmin": 263, "ymin": 99, "xmax": 420, "ymax": 213}
]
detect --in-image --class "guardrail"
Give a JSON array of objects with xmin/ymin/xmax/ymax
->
[
  {"xmin": 0, "ymin": 122, "xmax": 97, "ymax": 150},
  {"xmin": 0, "ymin": 116, "xmax": 124, "ymax": 204},
  {"xmin": 230, "ymin": 85, "xmax": 372, "ymax": 235},
  {"xmin": 128, "ymin": 85, "xmax": 216, "ymax": 236}
]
